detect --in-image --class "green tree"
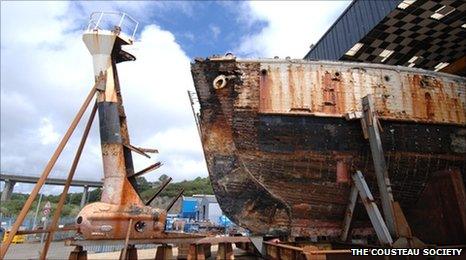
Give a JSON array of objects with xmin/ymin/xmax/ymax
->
[
  {"xmin": 159, "ymin": 174, "xmax": 170, "ymax": 183},
  {"xmin": 88, "ymin": 188, "xmax": 102, "ymax": 202},
  {"xmin": 136, "ymin": 177, "xmax": 151, "ymax": 191}
]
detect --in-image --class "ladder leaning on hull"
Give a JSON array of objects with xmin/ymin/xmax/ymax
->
[{"xmin": 340, "ymin": 94, "xmax": 425, "ymax": 248}]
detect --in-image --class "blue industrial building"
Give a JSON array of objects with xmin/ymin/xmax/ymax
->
[
  {"xmin": 181, "ymin": 197, "xmax": 198, "ymax": 219},
  {"xmin": 180, "ymin": 195, "xmax": 226, "ymax": 225}
]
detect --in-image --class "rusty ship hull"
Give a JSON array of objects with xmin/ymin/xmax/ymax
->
[{"xmin": 191, "ymin": 58, "xmax": 466, "ymax": 243}]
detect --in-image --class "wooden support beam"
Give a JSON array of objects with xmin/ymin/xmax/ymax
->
[
  {"xmin": 340, "ymin": 184, "xmax": 358, "ymax": 242},
  {"xmin": 352, "ymin": 171, "xmax": 393, "ymax": 246},
  {"xmin": 361, "ymin": 95, "xmax": 397, "ymax": 237},
  {"xmin": 68, "ymin": 246, "xmax": 87, "ymax": 260},
  {"xmin": 0, "ymin": 82, "xmax": 99, "ymax": 259},
  {"xmin": 187, "ymin": 243, "xmax": 197, "ymax": 260},
  {"xmin": 120, "ymin": 218, "xmax": 134, "ymax": 260},
  {"xmin": 40, "ymin": 102, "xmax": 98, "ymax": 260},
  {"xmin": 196, "ymin": 244, "xmax": 206, "ymax": 260},
  {"xmin": 216, "ymin": 243, "xmax": 234, "ymax": 260},
  {"xmin": 155, "ymin": 244, "xmax": 173, "ymax": 260},
  {"xmin": 119, "ymin": 245, "xmax": 137, "ymax": 260}
]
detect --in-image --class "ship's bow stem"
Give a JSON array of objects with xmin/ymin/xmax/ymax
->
[{"xmin": 82, "ymin": 29, "xmax": 140, "ymax": 205}]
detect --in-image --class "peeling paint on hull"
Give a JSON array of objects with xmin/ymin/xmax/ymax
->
[{"xmin": 191, "ymin": 58, "xmax": 466, "ymax": 241}]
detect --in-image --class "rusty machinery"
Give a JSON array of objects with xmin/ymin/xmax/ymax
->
[
  {"xmin": 76, "ymin": 12, "xmax": 170, "ymax": 241},
  {"xmin": 0, "ymin": 12, "xmax": 186, "ymax": 259}
]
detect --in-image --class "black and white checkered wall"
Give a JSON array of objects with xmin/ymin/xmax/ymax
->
[{"xmin": 341, "ymin": 0, "xmax": 465, "ymax": 71}]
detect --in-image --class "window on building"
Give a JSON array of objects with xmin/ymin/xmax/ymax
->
[
  {"xmin": 345, "ymin": 43, "xmax": 363, "ymax": 56},
  {"xmin": 430, "ymin": 6, "xmax": 455, "ymax": 20},
  {"xmin": 379, "ymin": 49, "xmax": 394, "ymax": 62},
  {"xmin": 434, "ymin": 62, "xmax": 449, "ymax": 71},
  {"xmin": 407, "ymin": 56, "xmax": 421, "ymax": 67},
  {"xmin": 397, "ymin": 0, "xmax": 416, "ymax": 10}
]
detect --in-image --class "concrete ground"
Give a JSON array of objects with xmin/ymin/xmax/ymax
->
[
  {"xmin": 89, "ymin": 245, "xmax": 258, "ymax": 260},
  {"xmin": 3, "ymin": 241, "xmax": 75, "ymax": 260},
  {"xmin": 2, "ymin": 242, "xmax": 258, "ymax": 259}
]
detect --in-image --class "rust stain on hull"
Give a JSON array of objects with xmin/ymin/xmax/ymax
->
[
  {"xmin": 258, "ymin": 62, "xmax": 465, "ymax": 125},
  {"xmin": 191, "ymin": 57, "xmax": 466, "ymax": 243}
]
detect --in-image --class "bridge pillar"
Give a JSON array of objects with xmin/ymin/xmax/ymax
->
[
  {"xmin": 1, "ymin": 179, "xmax": 16, "ymax": 202},
  {"xmin": 80, "ymin": 185, "xmax": 89, "ymax": 208}
]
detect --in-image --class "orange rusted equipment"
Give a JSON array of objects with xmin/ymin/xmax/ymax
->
[{"xmin": 76, "ymin": 12, "xmax": 169, "ymax": 240}]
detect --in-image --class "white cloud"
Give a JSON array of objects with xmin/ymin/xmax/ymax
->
[
  {"xmin": 117, "ymin": 25, "xmax": 207, "ymax": 182},
  {"xmin": 38, "ymin": 118, "xmax": 60, "ymax": 145},
  {"xmin": 209, "ymin": 24, "xmax": 221, "ymax": 40},
  {"xmin": 236, "ymin": 1, "xmax": 351, "ymax": 58},
  {"xmin": 144, "ymin": 127, "xmax": 202, "ymax": 156}
]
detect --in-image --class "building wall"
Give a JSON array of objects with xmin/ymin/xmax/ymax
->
[
  {"xmin": 208, "ymin": 203, "xmax": 222, "ymax": 225},
  {"xmin": 181, "ymin": 199, "xmax": 198, "ymax": 219},
  {"xmin": 304, "ymin": 0, "xmax": 402, "ymax": 60}
]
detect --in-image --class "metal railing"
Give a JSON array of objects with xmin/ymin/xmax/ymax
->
[{"xmin": 86, "ymin": 11, "xmax": 139, "ymax": 40}]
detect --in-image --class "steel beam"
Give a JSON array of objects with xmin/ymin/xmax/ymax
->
[
  {"xmin": 352, "ymin": 171, "xmax": 393, "ymax": 246},
  {"xmin": 166, "ymin": 189, "xmax": 184, "ymax": 212},
  {"xmin": 127, "ymin": 162, "xmax": 162, "ymax": 179},
  {"xmin": 361, "ymin": 95, "xmax": 397, "ymax": 237},
  {"xmin": 145, "ymin": 177, "xmax": 172, "ymax": 206}
]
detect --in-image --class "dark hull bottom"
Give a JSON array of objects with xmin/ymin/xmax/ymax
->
[{"xmin": 208, "ymin": 115, "xmax": 465, "ymax": 242}]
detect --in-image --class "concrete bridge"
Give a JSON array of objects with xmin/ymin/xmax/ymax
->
[{"xmin": 0, "ymin": 172, "xmax": 103, "ymax": 207}]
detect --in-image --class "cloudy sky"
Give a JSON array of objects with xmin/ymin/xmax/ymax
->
[{"xmin": 1, "ymin": 1, "xmax": 350, "ymax": 194}]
